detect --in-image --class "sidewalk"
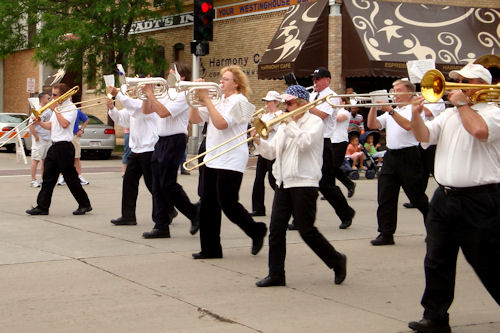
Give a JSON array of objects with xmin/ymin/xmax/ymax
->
[{"xmin": 0, "ymin": 151, "xmax": 498, "ymax": 332}]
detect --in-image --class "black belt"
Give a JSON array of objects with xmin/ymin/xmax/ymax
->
[{"xmin": 439, "ymin": 183, "xmax": 499, "ymax": 196}]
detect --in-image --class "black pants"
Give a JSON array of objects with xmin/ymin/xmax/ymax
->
[
  {"xmin": 319, "ymin": 139, "xmax": 355, "ymax": 222},
  {"xmin": 152, "ymin": 135, "xmax": 197, "ymax": 230},
  {"xmin": 121, "ymin": 151, "xmax": 153, "ymax": 219},
  {"xmin": 199, "ymin": 167, "xmax": 265, "ymax": 256},
  {"xmin": 421, "ymin": 187, "xmax": 500, "ymax": 324},
  {"xmin": 37, "ymin": 141, "xmax": 90, "ymax": 210},
  {"xmin": 420, "ymin": 144, "xmax": 436, "ymax": 191},
  {"xmin": 252, "ymin": 155, "xmax": 276, "ymax": 213},
  {"xmin": 332, "ymin": 141, "xmax": 355, "ymax": 190},
  {"xmin": 376, "ymin": 146, "xmax": 429, "ymax": 235},
  {"xmin": 197, "ymin": 137, "xmax": 206, "ymax": 198},
  {"xmin": 268, "ymin": 186, "xmax": 343, "ymax": 277}
]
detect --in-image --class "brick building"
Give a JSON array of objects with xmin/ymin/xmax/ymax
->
[{"xmin": 1, "ymin": 0, "xmax": 499, "ymax": 145}]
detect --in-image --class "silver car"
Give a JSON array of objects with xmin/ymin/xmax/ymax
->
[
  {"xmin": 0, "ymin": 113, "xmax": 32, "ymax": 153},
  {"xmin": 79, "ymin": 114, "xmax": 116, "ymax": 159}
]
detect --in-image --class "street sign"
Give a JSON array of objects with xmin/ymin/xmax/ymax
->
[{"xmin": 27, "ymin": 78, "xmax": 36, "ymax": 93}]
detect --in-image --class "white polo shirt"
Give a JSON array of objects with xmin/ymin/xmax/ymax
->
[
  {"xmin": 310, "ymin": 87, "xmax": 340, "ymax": 141},
  {"xmin": 156, "ymin": 92, "xmax": 190, "ymax": 136},
  {"xmin": 198, "ymin": 93, "xmax": 252, "ymax": 173},
  {"xmin": 423, "ymin": 102, "xmax": 500, "ymax": 187},
  {"xmin": 50, "ymin": 100, "xmax": 77, "ymax": 142},
  {"xmin": 377, "ymin": 104, "xmax": 420, "ymax": 149},
  {"xmin": 332, "ymin": 108, "xmax": 351, "ymax": 143}
]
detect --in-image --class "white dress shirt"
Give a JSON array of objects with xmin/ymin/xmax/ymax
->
[
  {"xmin": 50, "ymin": 100, "xmax": 77, "ymax": 142},
  {"xmin": 332, "ymin": 108, "xmax": 351, "ymax": 143},
  {"xmin": 309, "ymin": 87, "xmax": 340, "ymax": 141},
  {"xmin": 257, "ymin": 112, "xmax": 324, "ymax": 188},
  {"xmin": 155, "ymin": 92, "xmax": 190, "ymax": 136},
  {"xmin": 377, "ymin": 104, "xmax": 420, "ymax": 149},
  {"xmin": 422, "ymin": 102, "xmax": 500, "ymax": 187},
  {"xmin": 198, "ymin": 93, "xmax": 253, "ymax": 173}
]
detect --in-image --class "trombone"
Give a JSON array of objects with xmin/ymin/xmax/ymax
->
[
  {"xmin": 0, "ymin": 86, "xmax": 80, "ymax": 148},
  {"xmin": 182, "ymin": 94, "xmax": 337, "ymax": 172}
]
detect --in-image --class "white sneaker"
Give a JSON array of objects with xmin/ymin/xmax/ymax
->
[
  {"xmin": 30, "ymin": 180, "xmax": 41, "ymax": 188},
  {"xmin": 79, "ymin": 175, "xmax": 89, "ymax": 185},
  {"xmin": 57, "ymin": 175, "xmax": 66, "ymax": 186}
]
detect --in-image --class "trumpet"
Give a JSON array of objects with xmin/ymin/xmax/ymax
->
[
  {"xmin": 120, "ymin": 77, "xmax": 169, "ymax": 100},
  {"xmin": 182, "ymin": 94, "xmax": 338, "ymax": 172},
  {"xmin": 0, "ymin": 86, "xmax": 79, "ymax": 148},
  {"xmin": 166, "ymin": 71, "xmax": 223, "ymax": 107}
]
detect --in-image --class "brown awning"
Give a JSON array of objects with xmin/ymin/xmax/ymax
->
[
  {"xmin": 258, "ymin": 0, "xmax": 329, "ymax": 80},
  {"xmin": 342, "ymin": 0, "xmax": 500, "ymax": 78}
]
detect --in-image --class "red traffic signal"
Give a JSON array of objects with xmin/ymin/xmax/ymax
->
[{"xmin": 194, "ymin": 0, "xmax": 214, "ymax": 42}]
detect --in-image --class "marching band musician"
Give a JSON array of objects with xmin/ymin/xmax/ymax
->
[
  {"xmin": 141, "ymin": 62, "xmax": 200, "ymax": 238},
  {"xmin": 250, "ymin": 90, "xmax": 282, "ymax": 217},
  {"xmin": 26, "ymin": 83, "xmax": 92, "ymax": 216},
  {"xmin": 408, "ymin": 63, "xmax": 500, "ymax": 333},
  {"xmin": 106, "ymin": 87, "xmax": 158, "ymax": 227},
  {"xmin": 253, "ymin": 85, "xmax": 347, "ymax": 287},
  {"xmin": 189, "ymin": 65, "xmax": 267, "ymax": 259}
]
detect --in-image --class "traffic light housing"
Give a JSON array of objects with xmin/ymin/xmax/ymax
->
[{"xmin": 193, "ymin": 0, "xmax": 214, "ymax": 41}]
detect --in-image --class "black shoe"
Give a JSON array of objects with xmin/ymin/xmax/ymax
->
[
  {"xmin": 370, "ymin": 233, "xmax": 395, "ymax": 246},
  {"xmin": 333, "ymin": 253, "xmax": 347, "ymax": 285},
  {"xmin": 403, "ymin": 202, "xmax": 415, "ymax": 209},
  {"xmin": 250, "ymin": 211, "xmax": 265, "ymax": 217},
  {"xmin": 256, "ymin": 275, "xmax": 286, "ymax": 287},
  {"xmin": 73, "ymin": 206, "xmax": 92, "ymax": 215},
  {"xmin": 192, "ymin": 251, "xmax": 222, "ymax": 259},
  {"xmin": 251, "ymin": 222, "xmax": 267, "ymax": 255},
  {"xmin": 142, "ymin": 228, "xmax": 170, "ymax": 239},
  {"xmin": 288, "ymin": 221, "xmax": 298, "ymax": 230},
  {"xmin": 408, "ymin": 318, "xmax": 451, "ymax": 333},
  {"xmin": 26, "ymin": 207, "xmax": 49, "ymax": 215},
  {"xmin": 347, "ymin": 183, "xmax": 356, "ymax": 198},
  {"xmin": 189, "ymin": 204, "xmax": 200, "ymax": 235},
  {"xmin": 169, "ymin": 209, "xmax": 178, "ymax": 223},
  {"xmin": 339, "ymin": 211, "xmax": 355, "ymax": 229},
  {"xmin": 110, "ymin": 216, "xmax": 137, "ymax": 225}
]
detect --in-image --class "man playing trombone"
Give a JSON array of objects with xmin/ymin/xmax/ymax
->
[
  {"xmin": 26, "ymin": 83, "xmax": 92, "ymax": 216},
  {"xmin": 253, "ymin": 85, "xmax": 347, "ymax": 287}
]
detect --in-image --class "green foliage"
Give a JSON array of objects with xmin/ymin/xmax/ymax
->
[{"xmin": 0, "ymin": 0, "xmax": 183, "ymax": 90}]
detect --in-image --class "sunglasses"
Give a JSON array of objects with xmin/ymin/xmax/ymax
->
[
  {"xmin": 52, "ymin": 93, "xmax": 59, "ymax": 97},
  {"xmin": 285, "ymin": 100, "xmax": 296, "ymax": 106}
]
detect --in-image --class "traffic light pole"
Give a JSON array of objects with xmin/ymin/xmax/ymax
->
[{"xmin": 191, "ymin": 53, "xmax": 200, "ymax": 143}]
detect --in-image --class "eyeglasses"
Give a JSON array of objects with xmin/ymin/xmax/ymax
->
[
  {"xmin": 459, "ymin": 78, "xmax": 470, "ymax": 84},
  {"xmin": 52, "ymin": 93, "xmax": 59, "ymax": 97},
  {"xmin": 221, "ymin": 77, "xmax": 233, "ymax": 82},
  {"xmin": 285, "ymin": 101, "xmax": 296, "ymax": 106}
]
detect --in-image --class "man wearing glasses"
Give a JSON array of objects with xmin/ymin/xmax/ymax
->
[{"xmin": 26, "ymin": 83, "xmax": 92, "ymax": 216}]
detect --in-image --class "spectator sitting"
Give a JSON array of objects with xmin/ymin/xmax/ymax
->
[
  {"xmin": 363, "ymin": 133, "xmax": 386, "ymax": 167},
  {"xmin": 345, "ymin": 136, "xmax": 366, "ymax": 170}
]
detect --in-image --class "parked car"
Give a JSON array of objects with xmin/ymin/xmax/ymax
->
[
  {"xmin": 0, "ymin": 113, "xmax": 32, "ymax": 153},
  {"xmin": 79, "ymin": 114, "xmax": 116, "ymax": 159}
]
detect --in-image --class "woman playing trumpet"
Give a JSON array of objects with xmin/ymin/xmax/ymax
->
[{"xmin": 189, "ymin": 65, "xmax": 267, "ymax": 259}]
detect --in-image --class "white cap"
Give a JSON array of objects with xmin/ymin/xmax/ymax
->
[
  {"xmin": 449, "ymin": 63, "xmax": 492, "ymax": 84},
  {"xmin": 262, "ymin": 90, "xmax": 282, "ymax": 102}
]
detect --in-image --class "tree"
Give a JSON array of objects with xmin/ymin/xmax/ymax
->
[{"xmin": 0, "ymin": 0, "xmax": 184, "ymax": 89}]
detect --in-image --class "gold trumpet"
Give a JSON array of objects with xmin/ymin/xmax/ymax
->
[
  {"xmin": 182, "ymin": 94, "xmax": 337, "ymax": 172},
  {"xmin": 0, "ymin": 86, "xmax": 80, "ymax": 148}
]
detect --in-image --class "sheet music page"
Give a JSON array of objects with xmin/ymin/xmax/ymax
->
[
  {"xmin": 104, "ymin": 74, "xmax": 115, "ymax": 88},
  {"xmin": 407, "ymin": 60, "xmax": 435, "ymax": 84}
]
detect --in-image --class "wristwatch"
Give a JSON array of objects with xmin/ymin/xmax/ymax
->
[
  {"xmin": 456, "ymin": 101, "xmax": 468, "ymax": 107},
  {"xmin": 388, "ymin": 109, "xmax": 395, "ymax": 116}
]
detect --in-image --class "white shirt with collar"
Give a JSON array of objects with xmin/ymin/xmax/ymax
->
[
  {"xmin": 112, "ymin": 94, "xmax": 158, "ymax": 153},
  {"xmin": 155, "ymin": 92, "xmax": 190, "ymax": 136},
  {"xmin": 377, "ymin": 104, "xmax": 420, "ymax": 149},
  {"xmin": 309, "ymin": 87, "xmax": 340, "ymax": 141},
  {"xmin": 30, "ymin": 109, "xmax": 52, "ymax": 141},
  {"xmin": 259, "ymin": 110, "xmax": 283, "ymax": 143},
  {"xmin": 256, "ymin": 111, "xmax": 324, "ymax": 189},
  {"xmin": 422, "ymin": 102, "xmax": 500, "ymax": 187},
  {"xmin": 50, "ymin": 100, "xmax": 77, "ymax": 142},
  {"xmin": 198, "ymin": 93, "xmax": 252, "ymax": 173},
  {"xmin": 332, "ymin": 108, "xmax": 351, "ymax": 143}
]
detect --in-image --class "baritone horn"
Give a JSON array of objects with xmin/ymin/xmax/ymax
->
[
  {"xmin": 120, "ymin": 77, "xmax": 169, "ymax": 100},
  {"xmin": 182, "ymin": 94, "xmax": 338, "ymax": 172},
  {"xmin": 166, "ymin": 70, "xmax": 222, "ymax": 107}
]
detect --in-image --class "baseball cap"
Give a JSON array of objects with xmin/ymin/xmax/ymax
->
[
  {"xmin": 279, "ymin": 85, "xmax": 310, "ymax": 102},
  {"xmin": 311, "ymin": 67, "xmax": 331, "ymax": 79},
  {"xmin": 449, "ymin": 63, "xmax": 492, "ymax": 84},
  {"xmin": 262, "ymin": 90, "xmax": 282, "ymax": 102}
]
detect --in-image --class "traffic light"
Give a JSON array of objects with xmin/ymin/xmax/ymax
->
[{"xmin": 193, "ymin": 0, "xmax": 214, "ymax": 41}]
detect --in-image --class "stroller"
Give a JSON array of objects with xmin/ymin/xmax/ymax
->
[{"xmin": 359, "ymin": 130, "xmax": 383, "ymax": 179}]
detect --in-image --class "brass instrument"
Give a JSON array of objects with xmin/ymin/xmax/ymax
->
[
  {"xmin": 0, "ymin": 86, "xmax": 79, "ymax": 148},
  {"xmin": 182, "ymin": 94, "xmax": 338, "ymax": 172},
  {"xmin": 166, "ymin": 71, "xmax": 223, "ymax": 107},
  {"xmin": 120, "ymin": 77, "xmax": 169, "ymax": 100},
  {"xmin": 474, "ymin": 54, "xmax": 500, "ymax": 84},
  {"xmin": 252, "ymin": 107, "xmax": 267, "ymax": 120}
]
